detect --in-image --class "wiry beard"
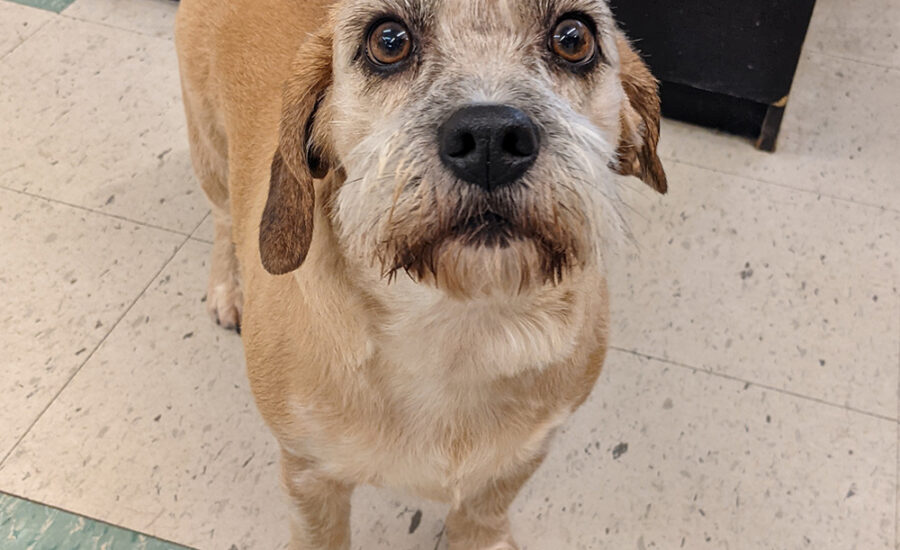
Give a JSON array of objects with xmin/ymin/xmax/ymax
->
[{"xmin": 377, "ymin": 186, "xmax": 584, "ymax": 295}]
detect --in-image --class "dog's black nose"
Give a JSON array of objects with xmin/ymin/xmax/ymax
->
[{"xmin": 438, "ymin": 104, "xmax": 540, "ymax": 192}]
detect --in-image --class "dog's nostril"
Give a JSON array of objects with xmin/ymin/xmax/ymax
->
[
  {"xmin": 502, "ymin": 128, "xmax": 537, "ymax": 158},
  {"xmin": 448, "ymin": 132, "xmax": 477, "ymax": 159}
]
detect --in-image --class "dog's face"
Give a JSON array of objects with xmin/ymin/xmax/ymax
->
[{"xmin": 260, "ymin": 0, "xmax": 666, "ymax": 297}]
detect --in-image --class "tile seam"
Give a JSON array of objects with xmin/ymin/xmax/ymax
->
[
  {"xmin": 0, "ymin": 235, "xmax": 192, "ymax": 468},
  {"xmin": 610, "ymin": 346, "xmax": 899, "ymax": 423},
  {"xmin": 0, "ymin": 489, "xmax": 196, "ymax": 549},
  {"xmin": 0, "ymin": 15, "xmax": 53, "ymax": 64},
  {"xmin": 661, "ymin": 156, "xmax": 900, "ymax": 215},
  {"xmin": 0, "ymin": 184, "xmax": 197, "ymax": 238}
]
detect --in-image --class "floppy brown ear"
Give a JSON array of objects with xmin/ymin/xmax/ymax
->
[
  {"xmin": 614, "ymin": 33, "xmax": 668, "ymax": 194},
  {"xmin": 259, "ymin": 31, "xmax": 333, "ymax": 275}
]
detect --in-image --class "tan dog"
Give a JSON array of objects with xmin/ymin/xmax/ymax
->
[{"xmin": 175, "ymin": 1, "xmax": 666, "ymax": 548}]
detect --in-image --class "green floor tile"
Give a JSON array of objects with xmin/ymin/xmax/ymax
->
[
  {"xmin": 0, "ymin": 493, "xmax": 191, "ymax": 550},
  {"xmin": 4, "ymin": 0, "xmax": 76, "ymax": 14}
]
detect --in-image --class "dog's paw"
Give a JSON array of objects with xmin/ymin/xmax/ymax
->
[{"xmin": 206, "ymin": 279, "xmax": 243, "ymax": 333}]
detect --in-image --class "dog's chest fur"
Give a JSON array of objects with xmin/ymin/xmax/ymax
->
[
  {"xmin": 375, "ymin": 276, "xmax": 588, "ymax": 378},
  {"xmin": 276, "ymin": 276, "xmax": 597, "ymax": 503},
  {"xmin": 287, "ymin": 385, "xmax": 571, "ymax": 504}
]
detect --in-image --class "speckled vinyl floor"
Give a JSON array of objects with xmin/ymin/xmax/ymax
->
[
  {"xmin": 0, "ymin": 0, "xmax": 898, "ymax": 549},
  {"xmin": 1, "ymin": 492, "xmax": 187, "ymax": 549}
]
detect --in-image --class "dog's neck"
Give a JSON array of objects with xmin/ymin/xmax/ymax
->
[{"xmin": 367, "ymin": 273, "xmax": 592, "ymax": 381}]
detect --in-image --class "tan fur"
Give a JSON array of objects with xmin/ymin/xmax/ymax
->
[{"xmin": 175, "ymin": 1, "xmax": 665, "ymax": 548}]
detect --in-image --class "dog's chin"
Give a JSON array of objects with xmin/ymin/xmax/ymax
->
[{"xmin": 383, "ymin": 213, "xmax": 575, "ymax": 298}]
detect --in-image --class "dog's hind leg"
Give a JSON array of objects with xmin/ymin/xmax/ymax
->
[
  {"xmin": 182, "ymin": 96, "xmax": 243, "ymax": 332},
  {"xmin": 281, "ymin": 451, "xmax": 354, "ymax": 550},
  {"xmin": 445, "ymin": 455, "xmax": 546, "ymax": 550}
]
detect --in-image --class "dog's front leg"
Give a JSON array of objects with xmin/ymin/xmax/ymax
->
[
  {"xmin": 445, "ymin": 455, "xmax": 546, "ymax": 550},
  {"xmin": 281, "ymin": 451, "xmax": 354, "ymax": 550}
]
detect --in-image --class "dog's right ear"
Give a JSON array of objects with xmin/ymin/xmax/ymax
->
[
  {"xmin": 613, "ymin": 33, "xmax": 667, "ymax": 194},
  {"xmin": 260, "ymin": 30, "xmax": 333, "ymax": 275}
]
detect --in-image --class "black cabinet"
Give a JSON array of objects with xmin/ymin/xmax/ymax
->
[{"xmin": 610, "ymin": 0, "xmax": 817, "ymax": 151}]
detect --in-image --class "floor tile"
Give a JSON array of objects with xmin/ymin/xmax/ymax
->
[
  {"xmin": 0, "ymin": 241, "xmax": 449, "ymax": 550},
  {"xmin": 659, "ymin": 52, "xmax": 900, "ymax": 210},
  {"xmin": 0, "ymin": 17, "xmax": 205, "ymax": 234},
  {"xmin": 63, "ymin": 0, "xmax": 177, "ymax": 39},
  {"xmin": 607, "ymin": 161, "xmax": 900, "ymax": 418},
  {"xmin": 351, "ymin": 487, "xmax": 449, "ymax": 550},
  {"xmin": 511, "ymin": 350, "xmax": 896, "ymax": 550},
  {"xmin": 0, "ymin": 1, "xmax": 53, "ymax": 59},
  {"xmin": 0, "ymin": 241, "xmax": 281, "ymax": 549},
  {"xmin": 806, "ymin": 0, "xmax": 900, "ymax": 68},
  {"xmin": 5, "ymin": 0, "xmax": 74, "ymax": 14},
  {"xmin": 1, "ymin": 492, "xmax": 188, "ymax": 550},
  {"xmin": 0, "ymin": 188, "xmax": 183, "ymax": 462}
]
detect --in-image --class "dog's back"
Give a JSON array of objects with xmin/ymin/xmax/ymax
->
[
  {"xmin": 175, "ymin": 0, "xmax": 334, "ymax": 244},
  {"xmin": 175, "ymin": 0, "xmax": 337, "ymax": 331}
]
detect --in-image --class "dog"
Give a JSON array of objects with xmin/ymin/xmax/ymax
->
[{"xmin": 175, "ymin": 0, "xmax": 666, "ymax": 548}]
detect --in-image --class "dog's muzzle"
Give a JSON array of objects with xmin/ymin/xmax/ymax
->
[{"xmin": 438, "ymin": 104, "xmax": 540, "ymax": 192}]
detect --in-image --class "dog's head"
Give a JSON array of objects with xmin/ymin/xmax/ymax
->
[{"xmin": 260, "ymin": 0, "xmax": 666, "ymax": 297}]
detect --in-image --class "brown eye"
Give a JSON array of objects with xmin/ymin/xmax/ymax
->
[
  {"xmin": 551, "ymin": 18, "xmax": 596, "ymax": 65},
  {"xmin": 367, "ymin": 20, "xmax": 412, "ymax": 66}
]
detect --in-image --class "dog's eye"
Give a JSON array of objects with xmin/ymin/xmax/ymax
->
[
  {"xmin": 367, "ymin": 20, "xmax": 412, "ymax": 67},
  {"xmin": 550, "ymin": 18, "xmax": 597, "ymax": 65}
]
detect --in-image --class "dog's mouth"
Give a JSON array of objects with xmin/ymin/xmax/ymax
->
[
  {"xmin": 379, "ymin": 201, "xmax": 579, "ymax": 289},
  {"xmin": 451, "ymin": 211, "xmax": 518, "ymax": 247}
]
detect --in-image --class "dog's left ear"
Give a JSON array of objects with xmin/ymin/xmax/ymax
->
[
  {"xmin": 260, "ymin": 30, "xmax": 334, "ymax": 275},
  {"xmin": 613, "ymin": 33, "xmax": 667, "ymax": 194}
]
